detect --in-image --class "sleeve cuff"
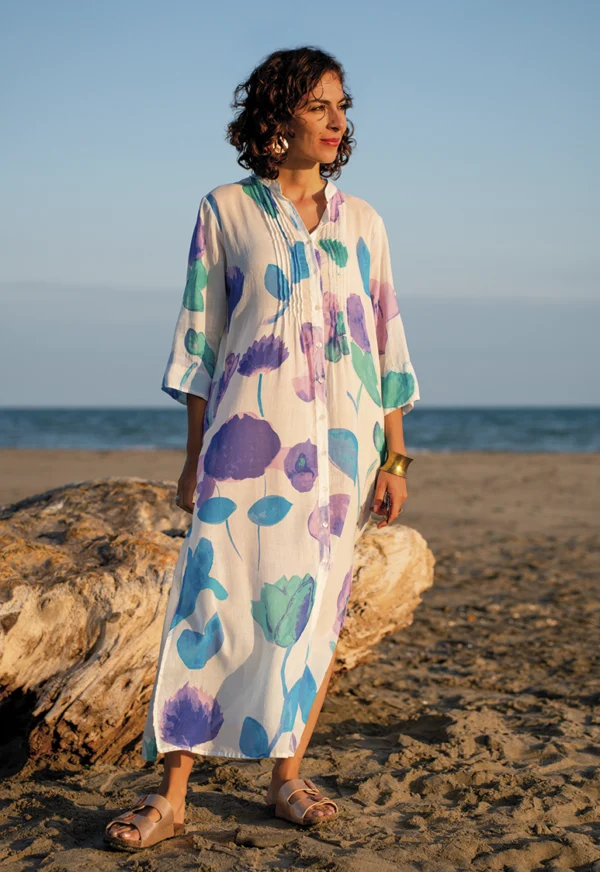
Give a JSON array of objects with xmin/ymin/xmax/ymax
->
[{"xmin": 162, "ymin": 361, "xmax": 212, "ymax": 406}]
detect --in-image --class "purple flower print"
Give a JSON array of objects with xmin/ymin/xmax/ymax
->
[
  {"xmin": 204, "ymin": 413, "xmax": 281, "ymax": 480},
  {"xmin": 308, "ymin": 501, "xmax": 331, "ymax": 565},
  {"xmin": 195, "ymin": 470, "xmax": 217, "ymax": 507},
  {"xmin": 293, "ymin": 323, "xmax": 326, "ymax": 403},
  {"xmin": 346, "ymin": 294, "xmax": 371, "ymax": 353},
  {"xmin": 160, "ymin": 682, "xmax": 224, "ymax": 749},
  {"xmin": 284, "ymin": 440, "xmax": 318, "ymax": 492},
  {"xmin": 238, "ymin": 334, "xmax": 290, "ymax": 376},
  {"xmin": 332, "ymin": 567, "xmax": 353, "ymax": 636},
  {"xmin": 187, "ymin": 214, "xmax": 206, "ymax": 263},
  {"xmin": 308, "ymin": 493, "xmax": 351, "ymax": 563},
  {"xmin": 225, "ymin": 265, "xmax": 244, "ymax": 329},
  {"xmin": 370, "ymin": 279, "xmax": 399, "ymax": 355},
  {"xmin": 329, "ymin": 493, "xmax": 351, "ymax": 536},
  {"xmin": 329, "ymin": 189, "xmax": 344, "ymax": 224}
]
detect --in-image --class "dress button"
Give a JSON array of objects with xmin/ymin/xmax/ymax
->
[
  {"xmin": 314, "ymin": 304, "xmax": 321, "ymax": 311},
  {"xmin": 315, "ymin": 341, "xmax": 323, "ymax": 348},
  {"xmin": 322, "ymin": 521, "xmax": 329, "ymax": 528}
]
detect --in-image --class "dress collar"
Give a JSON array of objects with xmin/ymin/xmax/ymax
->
[{"xmin": 251, "ymin": 172, "xmax": 338, "ymax": 203}]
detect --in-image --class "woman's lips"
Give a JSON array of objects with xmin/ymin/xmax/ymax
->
[{"xmin": 321, "ymin": 139, "xmax": 340, "ymax": 146}]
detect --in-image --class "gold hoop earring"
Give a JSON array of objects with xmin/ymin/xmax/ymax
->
[{"xmin": 270, "ymin": 135, "xmax": 288, "ymax": 156}]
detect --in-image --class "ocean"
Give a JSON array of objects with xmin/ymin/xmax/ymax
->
[{"xmin": 0, "ymin": 407, "xmax": 598, "ymax": 452}]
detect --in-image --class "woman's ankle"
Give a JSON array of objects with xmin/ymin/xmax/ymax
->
[
  {"xmin": 158, "ymin": 782, "xmax": 188, "ymax": 805},
  {"xmin": 271, "ymin": 764, "xmax": 300, "ymax": 784}
]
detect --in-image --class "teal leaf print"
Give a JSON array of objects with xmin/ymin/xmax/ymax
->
[
  {"xmin": 142, "ymin": 735, "xmax": 158, "ymax": 761},
  {"xmin": 248, "ymin": 495, "xmax": 293, "ymax": 527},
  {"xmin": 328, "ymin": 428, "xmax": 359, "ymax": 484},
  {"xmin": 264, "ymin": 263, "xmax": 291, "ymax": 304},
  {"xmin": 319, "ymin": 238, "xmax": 348, "ymax": 268},
  {"xmin": 242, "ymin": 181, "xmax": 278, "ymax": 219},
  {"xmin": 251, "ymin": 573, "xmax": 315, "ymax": 647},
  {"xmin": 202, "ymin": 343, "xmax": 217, "ymax": 378},
  {"xmin": 206, "ymin": 192, "xmax": 222, "ymax": 230},
  {"xmin": 197, "ymin": 496, "xmax": 237, "ymax": 524},
  {"xmin": 373, "ymin": 420, "xmax": 386, "ymax": 464},
  {"xmin": 240, "ymin": 716, "xmax": 271, "ymax": 757},
  {"xmin": 298, "ymin": 665, "xmax": 317, "ymax": 722},
  {"xmin": 382, "ymin": 370, "xmax": 415, "ymax": 409},
  {"xmin": 277, "ymin": 664, "xmax": 316, "ymax": 732},
  {"xmin": 180, "ymin": 363, "xmax": 198, "ymax": 388},
  {"xmin": 290, "ymin": 241, "xmax": 310, "ymax": 284},
  {"xmin": 177, "ymin": 612, "xmax": 225, "ymax": 669},
  {"xmin": 170, "ymin": 539, "xmax": 228, "ymax": 630},
  {"xmin": 183, "ymin": 260, "xmax": 207, "ymax": 311},
  {"xmin": 350, "ymin": 341, "xmax": 381, "ymax": 407},
  {"xmin": 184, "ymin": 328, "xmax": 206, "ymax": 357},
  {"xmin": 357, "ymin": 237, "xmax": 370, "ymax": 296},
  {"xmin": 280, "ymin": 678, "xmax": 302, "ymax": 733},
  {"xmin": 184, "ymin": 330, "xmax": 216, "ymax": 378}
]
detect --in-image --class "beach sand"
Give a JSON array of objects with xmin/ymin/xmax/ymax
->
[{"xmin": 1, "ymin": 450, "xmax": 599, "ymax": 870}]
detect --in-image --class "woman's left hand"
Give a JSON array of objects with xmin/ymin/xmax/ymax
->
[{"xmin": 370, "ymin": 469, "xmax": 407, "ymax": 528}]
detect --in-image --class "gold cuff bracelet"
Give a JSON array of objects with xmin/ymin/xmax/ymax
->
[{"xmin": 379, "ymin": 449, "xmax": 414, "ymax": 478}]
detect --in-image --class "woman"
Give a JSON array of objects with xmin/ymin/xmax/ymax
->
[{"xmin": 105, "ymin": 45, "xmax": 419, "ymax": 850}]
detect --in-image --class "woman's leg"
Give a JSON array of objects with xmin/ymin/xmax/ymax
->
[
  {"xmin": 107, "ymin": 750, "xmax": 194, "ymax": 843},
  {"xmin": 268, "ymin": 651, "xmax": 338, "ymax": 821},
  {"xmin": 110, "ymin": 653, "xmax": 338, "ymax": 840}
]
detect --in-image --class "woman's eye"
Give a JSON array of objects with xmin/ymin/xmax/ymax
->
[{"xmin": 312, "ymin": 104, "xmax": 349, "ymax": 112}]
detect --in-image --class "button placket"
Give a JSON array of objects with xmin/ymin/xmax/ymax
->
[
  {"xmin": 258, "ymin": 174, "xmax": 333, "ymax": 572},
  {"xmin": 300, "ymin": 221, "xmax": 331, "ymax": 564}
]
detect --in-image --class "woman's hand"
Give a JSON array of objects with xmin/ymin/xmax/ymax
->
[
  {"xmin": 371, "ymin": 468, "xmax": 407, "ymax": 528},
  {"xmin": 176, "ymin": 456, "xmax": 199, "ymax": 515}
]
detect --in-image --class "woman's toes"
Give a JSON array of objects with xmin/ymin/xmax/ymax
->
[{"xmin": 109, "ymin": 824, "xmax": 139, "ymax": 841}]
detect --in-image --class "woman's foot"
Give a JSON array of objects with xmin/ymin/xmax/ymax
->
[
  {"xmin": 106, "ymin": 791, "xmax": 186, "ymax": 845},
  {"xmin": 266, "ymin": 772, "xmax": 337, "ymax": 823}
]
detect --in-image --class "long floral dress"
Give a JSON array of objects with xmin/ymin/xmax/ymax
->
[{"xmin": 141, "ymin": 171, "xmax": 420, "ymax": 761}]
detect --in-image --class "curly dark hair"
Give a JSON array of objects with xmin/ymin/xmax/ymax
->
[{"xmin": 226, "ymin": 46, "xmax": 355, "ymax": 181}]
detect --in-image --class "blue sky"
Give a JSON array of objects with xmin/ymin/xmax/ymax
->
[{"xmin": 1, "ymin": 0, "xmax": 598, "ymax": 407}]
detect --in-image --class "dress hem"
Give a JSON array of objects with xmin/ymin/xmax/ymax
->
[{"xmin": 143, "ymin": 744, "xmax": 298, "ymax": 762}]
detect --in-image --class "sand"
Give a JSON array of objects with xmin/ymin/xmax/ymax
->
[{"xmin": 1, "ymin": 449, "xmax": 599, "ymax": 870}]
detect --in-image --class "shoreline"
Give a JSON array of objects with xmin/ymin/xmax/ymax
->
[{"xmin": 1, "ymin": 448, "xmax": 598, "ymax": 546}]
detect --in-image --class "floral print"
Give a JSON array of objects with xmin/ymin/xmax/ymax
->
[{"xmin": 142, "ymin": 171, "xmax": 420, "ymax": 760}]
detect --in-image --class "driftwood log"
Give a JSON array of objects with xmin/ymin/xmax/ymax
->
[{"xmin": 0, "ymin": 479, "xmax": 434, "ymax": 768}]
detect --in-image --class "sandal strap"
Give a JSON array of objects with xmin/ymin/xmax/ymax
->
[
  {"xmin": 297, "ymin": 778, "xmax": 338, "ymax": 812},
  {"xmin": 278, "ymin": 778, "xmax": 320, "ymax": 805},
  {"xmin": 105, "ymin": 793, "xmax": 175, "ymax": 839},
  {"xmin": 277, "ymin": 778, "xmax": 338, "ymax": 822},
  {"xmin": 137, "ymin": 793, "xmax": 174, "ymax": 825}
]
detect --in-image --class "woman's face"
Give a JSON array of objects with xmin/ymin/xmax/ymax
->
[{"xmin": 284, "ymin": 72, "xmax": 348, "ymax": 167}]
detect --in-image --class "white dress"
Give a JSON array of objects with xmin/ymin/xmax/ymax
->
[{"xmin": 142, "ymin": 171, "xmax": 420, "ymax": 760}]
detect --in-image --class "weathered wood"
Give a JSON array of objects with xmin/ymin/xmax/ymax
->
[{"xmin": 0, "ymin": 479, "xmax": 434, "ymax": 766}]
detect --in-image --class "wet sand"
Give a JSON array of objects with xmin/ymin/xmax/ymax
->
[{"xmin": 1, "ymin": 450, "xmax": 599, "ymax": 870}]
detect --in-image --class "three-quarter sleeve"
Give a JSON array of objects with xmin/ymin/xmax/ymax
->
[
  {"xmin": 161, "ymin": 195, "xmax": 228, "ymax": 405},
  {"xmin": 370, "ymin": 212, "xmax": 420, "ymax": 416}
]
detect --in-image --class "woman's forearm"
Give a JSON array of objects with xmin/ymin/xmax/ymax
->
[
  {"xmin": 185, "ymin": 394, "xmax": 207, "ymax": 461},
  {"xmin": 383, "ymin": 407, "xmax": 407, "ymax": 455}
]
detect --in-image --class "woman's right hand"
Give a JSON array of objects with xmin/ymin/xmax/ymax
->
[{"xmin": 176, "ymin": 456, "xmax": 199, "ymax": 514}]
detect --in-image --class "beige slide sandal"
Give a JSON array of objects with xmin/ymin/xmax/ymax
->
[
  {"xmin": 273, "ymin": 778, "xmax": 339, "ymax": 827},
  {"xmin": 104, "ymin": 792, "xmax": 186, "ymax": 852}
]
